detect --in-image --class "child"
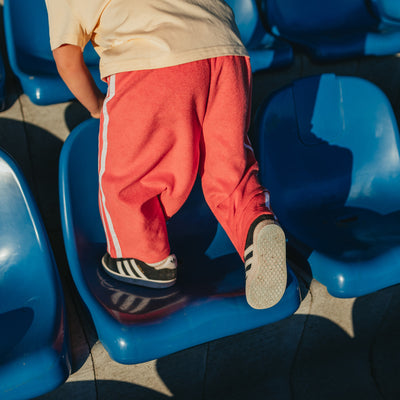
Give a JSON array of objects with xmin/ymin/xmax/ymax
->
[{"xmin": 45, "ymin": 0, "xmax": 287, "ymax": 310}]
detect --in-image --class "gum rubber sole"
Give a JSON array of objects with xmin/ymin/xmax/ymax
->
[{"xmin": 245, "ymin": 223, "xmax": 287, "ymax": 309}]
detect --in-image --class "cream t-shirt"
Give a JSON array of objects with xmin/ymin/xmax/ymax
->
[{"xmin": 45, "ymin": 0, "xmax": 248, "ymax": 79}]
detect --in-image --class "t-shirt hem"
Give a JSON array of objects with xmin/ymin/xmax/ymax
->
[{"xmin": 99, "ymin": 46, "xmax": 249, "ymax": 79}]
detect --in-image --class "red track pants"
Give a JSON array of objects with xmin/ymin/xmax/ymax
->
[{"xmin": 99, "ymin": 56, "xmax": 272, "ymax": 263}]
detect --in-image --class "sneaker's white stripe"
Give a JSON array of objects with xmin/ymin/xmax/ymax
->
[
  {"xmin": 99, "ymin": 75, "xmax": 122, "ymax": 258},
  {"xmin": 129, "ymin": 259, "xmax": 147, "ymax": 279},
  {"xmin": 123, "ymin": 260, "xmax": 139, "ymax": 278},
  {"xmin": 116, "ymin": 260, "xmax": 126, "ymax": 276},
  {"xmin": 244, "ymin": 244, "xmax": 254, "ymax": 259}
]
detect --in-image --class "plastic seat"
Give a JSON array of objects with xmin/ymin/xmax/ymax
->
[
  {"xmin": 256, "ymin": 73, "xmax": 400, "ymax": 298},
  {"xmin": 226, "ymin": 0, "xmax": 293, "ymax": 71},
  {"xmin": 59, "ymin": 118, "xmax": 301, "ymax": 364},
  {"xmin": 0, "ymin": 149, "xmax": 70, "ymax": 399},
  {"xmin": 258, "ymin": 0, "xmax": 400, "ymax": 60},
  {"xmin": 3, "ymin": 0, "xmax": 107, "ymax": 105}
]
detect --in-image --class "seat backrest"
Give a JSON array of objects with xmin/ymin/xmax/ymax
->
[
  {"xmin": 4, "ymin": 0, "xmax": 100, "ymax": 68},
  {"xmin": 257, "ymin": 74, "xmax": 400, "ymax": 218},
  {"xmin": 263, "ymin": 0, "xmax": 378, "ymax": 35},
  {"xmin": 256, "ymin": 74, "xmax": 400, "ymax": 260},
  {"xmin": 6, "ymin": 0, "xmax": 53, "ymax": 61},
  {"xmin": 225, "ymin": 0, "xmax": 258, "ymax": 45}
]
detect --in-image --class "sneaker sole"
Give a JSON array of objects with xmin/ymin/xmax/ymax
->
[
  {"xmin": 101, "ymin": 257, "xmax": 177, "ymax": 289},
  {"xmin": 246, "ymin": 223, "xmax": 287, "ymax": 309}
]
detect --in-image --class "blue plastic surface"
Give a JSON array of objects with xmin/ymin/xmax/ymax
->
[
  {"xmin": 3, "ymin": 0, "xmax": 107, "ymax": 105},
  {"xmin": 59, "ymin": 118, "xmax": 301, "ymax": 364},
  {"xmin": 0, "ymin": 149, "xmax": 70, "ymax": 399},
  {"xmin": 370, "ymin": 0, "xmax": 400, "ymax": 26},
  {"xmin": 257, "ymin": 73, "xmax": 400, "ymax": 298},
  {"xmin": 259, "ymin": 0, "xmax": 400, "ymax": 60},
  {"xmin": 226, "ymin": 0, "xmax": 293, "ymax": 71}
]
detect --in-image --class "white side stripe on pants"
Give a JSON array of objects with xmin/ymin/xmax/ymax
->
[{"xmin": 99, "ymin": 75, "xmax": 123, "ymax": 257}]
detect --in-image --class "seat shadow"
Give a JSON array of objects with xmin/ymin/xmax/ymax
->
[
  {"xmin": 64, "ymin": 101, "xmax": 92, "ymax": 132},
  {"xmin": 0, "ymin": 308, "xmax": 34, "ymax": 360},
  {"xmin": 40, "ymin": 283, "xmax": 400, "ymax": 400}
]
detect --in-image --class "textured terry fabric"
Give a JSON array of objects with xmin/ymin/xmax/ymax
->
[
  {"xmin": 98, "ymin": 56, "xmax": 272, "ymax": 263},
  {"xmin": 45, "ymin": 0, "xmax": 248, "ymax": 78}
]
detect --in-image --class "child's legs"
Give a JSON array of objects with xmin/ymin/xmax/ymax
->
[
  {"xmin": 99, "ymin": 65, "xmax": 209, "ymax": 263},
  {"xmin": 200, "ymin": 56, "xmax": 272, "ymax": 260}
]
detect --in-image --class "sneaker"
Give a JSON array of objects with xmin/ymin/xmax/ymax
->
[
  {"xmin": 101, "ymin": 253, "xmax": 177, "ymax": 289},
  {"xmin": 244, "ymin": 215, "xmax": 287, "ymax": 309}
]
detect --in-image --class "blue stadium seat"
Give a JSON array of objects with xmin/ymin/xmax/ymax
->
[
  {"xmin": 0, "ymin": 149, "xmax": 70, "ymax": 399},
  {"xmin": 59, "ymin": 118, "xmax": 301, "ymax": 364},
  {"xmin": 258, "ymin": 0, "xmax": 400, "ymax": 60},
  {"xmin": 3, "ymin": 0, "xmax": 106, "ymax": 105},
  {"xmin": 226, "ymin": 0, "xmax": 293, "ymax": 71},
  {"xmin": 256, "ymin": 73, "xmax": 400, "ymax": 298}
]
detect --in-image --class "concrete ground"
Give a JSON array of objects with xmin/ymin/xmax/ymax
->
[{"xmin": 1, "ymin": 8, "xmax": 400, "ymax": 399}]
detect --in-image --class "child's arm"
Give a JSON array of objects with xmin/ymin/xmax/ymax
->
[{"xmin": 53, "ymin": 44, "xmax": 105, "ymax": 118}]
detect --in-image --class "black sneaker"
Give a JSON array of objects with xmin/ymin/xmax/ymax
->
[
  {"xmin": 244, "ymin": 215, "xmax": 287, "ymax": 309},
  {"xmin": 101, "ymin": 253, "xmax": 177, "ymax": 289}
]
